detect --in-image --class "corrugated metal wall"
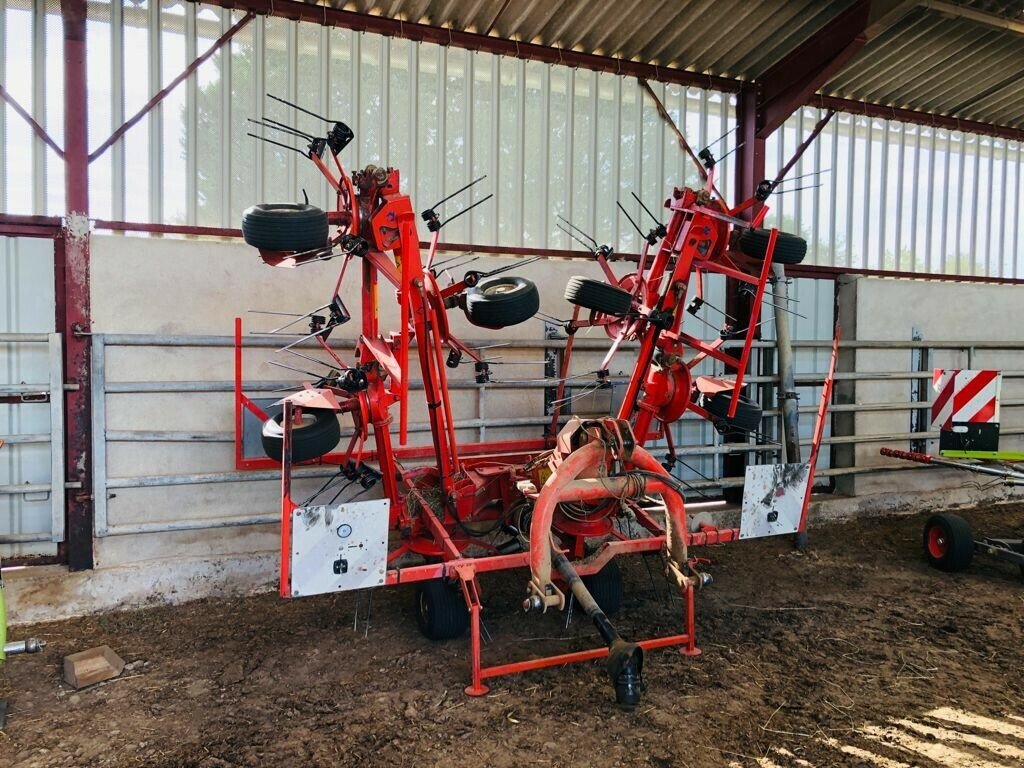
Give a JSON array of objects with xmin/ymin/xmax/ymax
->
[
  {"xmin": 74, "ymin": 2, "xmax": 737, "ymax": 253},
  {"xmin": 2, "ymin": 0, "xmax": 1021, "ymax": 278},
  {"xmin": 765, "ymin": 108, "xmax": 1023, "ymax": 278}
]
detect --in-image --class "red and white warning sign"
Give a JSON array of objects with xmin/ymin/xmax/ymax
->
[{"xmin": 931, "ymin": 369, "xmax": 1001, "ymax": 429}]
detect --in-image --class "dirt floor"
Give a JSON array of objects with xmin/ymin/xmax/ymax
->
[{"xmin": 2, "ymin": 503, "xmax": 1023, "ymax": 768}]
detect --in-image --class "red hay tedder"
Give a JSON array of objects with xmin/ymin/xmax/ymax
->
[{"xmin": 233, "ymin": 95, "xmax": 838, "ymax": 708}]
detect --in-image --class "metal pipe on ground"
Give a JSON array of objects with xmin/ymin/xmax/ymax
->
[{"xmin": 772, "ymin": 264, "xmax": 802, "ymax": 466}]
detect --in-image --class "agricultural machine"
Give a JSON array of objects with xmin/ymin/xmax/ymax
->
[
  {"xmin": 235, "ymin": 95, "xmax": 838, "ymax": 707},
  {"xmin": 880, "ymin": 369, "xmax": 1024, "ymax": 581}
]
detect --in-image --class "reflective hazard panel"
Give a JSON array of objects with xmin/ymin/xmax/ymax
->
[
  {"xmin": 739, "ymin": 463, "xmax": 810, "ymax": 540},
  {"xmin": 288, "ymin": 499, "xmax": 390, "ymax": 598}
]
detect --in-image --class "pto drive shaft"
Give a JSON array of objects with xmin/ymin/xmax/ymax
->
[{"xmin": 548, "ymin": 550, "xmax": 645, "ymax": 709}]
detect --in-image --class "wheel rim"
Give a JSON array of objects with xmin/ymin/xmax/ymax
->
[
  {"xmin": 483, "ymin": 282, "xmax": 517, "ymax": 296},
  {"xmin": 285, "ymin": 412, "xmax": 319, "ymax": 432},
  {"xmin": 419, "ymin": 591, "xmax": 430, "ymax": 626},
  {"xmin": 927, "ymin": 525, "xmax": 948, "ymax": 559}
]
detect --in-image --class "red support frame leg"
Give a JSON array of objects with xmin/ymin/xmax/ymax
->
[
  {"xmin": 461, "ymin": 569, "xmax": 701, "ymax": 692},
  {"xmin": 680, "ymin": 583, "xmax": 701, "ymax": 657},
  {"xmin": 455, "ymin": 566, "xmax": 490, "ymax": 697}
]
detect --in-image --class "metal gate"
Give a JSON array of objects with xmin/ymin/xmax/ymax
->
[{"xmin": 1, "ymin": 236, "xmax": 63, "ymax": 558}]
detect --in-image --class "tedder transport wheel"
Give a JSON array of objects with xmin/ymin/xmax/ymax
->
[
  {"xmin": 241, "ymin": 203, "xmax": 329, "ymax": 252},
  {"xmin": 923, "ymin": 513, "xmax": 974, "ymax": 572},
  {"xmin": 564, "ymin": 276, "xmax": 633, "ymax": 316},
  {"xmin": 582, "ymin": 559, "xmax": 624, "ymax": 617},
  {"xmin": 463, "ymin": 275, "xmax": 540, "ymax": 329},
  {"xmin": 415, "ymin": 580, "xmax": 469, "ymax": 640},
  {"xmin": 261, "ymin": 409, "xmax": 341, "ymax": 463},
  {"xmin": 738, "ymin": 228, "xmax": 807, "ymax": 265},
  {"xmin": 699, "ymin": 390, "xmax": 763, "ymax": 434}
]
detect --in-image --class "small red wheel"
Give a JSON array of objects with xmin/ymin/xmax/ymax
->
[
  {"xmin": 923, "ymin": 513, "xmax": 974, "ymax": 573},
  {"xmin": 926, "ymin": 524, "xmax": 947, "ymax": 560}
]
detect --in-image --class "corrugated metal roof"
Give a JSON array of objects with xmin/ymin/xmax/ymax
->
[
  {"xmin": 333, "ymin": 0, "xmax": 1022, "ymax": 130},
  {"xmin": 344, "ymin": 0, "xmax": 854, "ymax": 77},
  {"xmin": 825, "ymin": 2, "xmax": 1024, "ymax": 128}
]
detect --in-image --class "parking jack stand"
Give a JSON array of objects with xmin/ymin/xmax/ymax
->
[{"xmin": 458, "ymin": 569, "xmax": 490, "ymax": 698}]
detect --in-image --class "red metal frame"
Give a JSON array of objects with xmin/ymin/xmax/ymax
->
[
  {"xmin": 754, "ymin": 0, "xmax": 870, "ymax": 139},
  {"xmin": 232, "ymin": 101, "xmax": 843, "ymax": 700},
  {"xmin": 798, "ymin": 327, "xmax": 841, "ymax": 533},
  {"xmin": 0, "ymin": 2, "xmax": 96, "ymax": 570}
]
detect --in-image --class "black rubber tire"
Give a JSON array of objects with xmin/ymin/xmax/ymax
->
[
  {"xmin": 699, "ymin": 390, "xmax": 763, "ymax": 434},
  {"xmin": 241, "ymin": 203, "xmax": 329, "ymax": 252},
  {"xmin": 415, "ymin": 580, "xmax": 469, "ymax": 640},
  {"xmin": 738, "ymin": 228, "xmax": 807, "ymax": 265},
  {"xmin": 923, "ymin": 513, "xmax": 974, "ymax": 573},
  {"xmin": 564, "ymin": 276, "xmax": 633, "ymax": 316},
  {"xmin": 261, "ymin": 408, "xmax": 341, "ymax": 463},
  {"xmin": 582, "ymin": 559, "xmax": 624, "ymax": 617},
  {"xmin": 463, "ymin": 275, "xmax": 540, "ymax": 329}
]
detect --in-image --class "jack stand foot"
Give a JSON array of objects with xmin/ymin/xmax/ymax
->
[
  {"xmin": 464, "ymin": 683, "xmax": 489, "ymax": 697},
  {"xmin": 680, "ymin": 646, "xmax": 702, "ymax": 657}
]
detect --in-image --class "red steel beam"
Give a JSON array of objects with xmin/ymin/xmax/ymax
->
[
  {"xmin": 725, "ymin": 87, "xmax": 768, "ymax": 499},
  {"xmin": 756, "ymin": 0, "xmax": 870, "ymax": 139},
  {"xmin": 200, "ymin": 0, "xmax": 740, "ymax": 94},
  {"xmin": 0, "ymin": 214, "xmax": 63, "ymax": 238},
  {"xmin": 61, "ymin": 0, "xmax": 94, "ymax": 571},
  {"xmin": 734, "ymin": 88, "xmax": 766, "ymax": 213},
  {"xmin": 783, "ymin": 261, "xmax": 1024, "ymax": 285},
  {"xmin": 814, "ymin": 94, "xmax": 1024, "ymax": 143},
  {"xmin": 0, "ymin": 84, "xmax": 65, "ymax": 158},
  {"xmin": 88, "ymin": 11, "xmax": 255, "ymax": 163}
]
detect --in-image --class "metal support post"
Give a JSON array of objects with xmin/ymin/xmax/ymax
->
[
  {"xmin": 61, "ymin": 0, "xmax": 94, "ymax": 569},
  {"xmin": 773, "ymin": 265, "xmax": 801, "ymax": 465}
]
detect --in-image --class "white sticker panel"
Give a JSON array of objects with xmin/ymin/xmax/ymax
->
[
  {"xmin": 739, "ymin": 463, "xmax": 810, "ymax": 540},
  {"xmin": 289, "ymin": 499, "xmax": 390, "ymax": 597}
]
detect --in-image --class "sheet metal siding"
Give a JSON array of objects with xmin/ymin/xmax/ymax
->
[
  {"xmin": 764, "ymin": 106, "xmax": 1023, "ymax": 278},
  {"xmin": 329, "ymin": 0, "xmax": 1023, "ymax": 129},
  {"xmin": 63, "ymin": 3, "xmax": 739, "ymax": 256}
]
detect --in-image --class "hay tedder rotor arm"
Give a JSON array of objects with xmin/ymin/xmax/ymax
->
[{"xmin": 234, "ymin": 93, "xmax": 840, "ymax": 708}]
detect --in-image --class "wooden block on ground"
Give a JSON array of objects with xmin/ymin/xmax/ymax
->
[{"xmin": 63, "ymin": 645, "xmax": 125, "ymax": 689}]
